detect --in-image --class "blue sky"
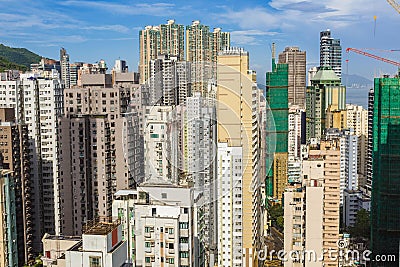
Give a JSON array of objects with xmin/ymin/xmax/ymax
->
[{"xmin": 1, "ymin": 0, "xmax": 400, "ymax": 84}]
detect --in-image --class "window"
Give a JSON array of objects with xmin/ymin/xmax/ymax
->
[
  {"xmin": 145, "ymin": 257, "xmax": 151, "ymax": 263},
  {"xmin": 145, "ymin": 226, "xmax": 154, "ymax": 233},
  {"xmin": 89, "ymin": 256, "xmax": 101, "ymax": 267},
  {"xmin": 180, "ymin": 237, "xmax": 189, "ymax": 243},
  {"xmin": 179, "ymin": 222, "xmax": 189, "ymax": 229},
  {"xmin": 180, "ymin": 251, "xmax": 189, "ymax": 258},
  {"xmin": 167, "ymin": 258, "xmax": 174, "ymax": 264}
]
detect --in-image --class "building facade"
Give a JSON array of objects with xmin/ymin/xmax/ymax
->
[
  {"xmin": 265, "ymin": 49, "xmax": 289, "ymax": 200},
  {"xmin": 278, "ymin": 47, "xmax": 306, "ymax": 107},
  {"xmin": 112, "ymin": 185, "xmax": 195, "ymax": 267},
  {"xmin": 217, "ymin": 47, "xmax": 262, "ymax": 267},
  {"xmin": 371, "ymin": 75, "xmax": 400, "ymax": 266},
  {"xmin": 0, "ymin": 73, "xmax": 64, "ymax": 253},
  {"xmin": 320, "ymin": 30, "xmax": 342, "ymax": 79}
]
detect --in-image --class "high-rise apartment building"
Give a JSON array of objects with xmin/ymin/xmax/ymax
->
[
  {"xmin": 217, "ymin": 47, "xmax": 262, "ymax": 267},
  {"xmin": 278, "ymin": 47, "xmax": 306, "ymax": 107},
  {"xmin": 60, "ymin": 48, "xmax": 70, "ymax": 88},
  {"xmin": 265, "ymin": 49, "xmax": 289, "ymax": 200},
  {"xmin": 0, "ymin": 170, "xmax": 18, "ymax": 267},
  {"xmin": 186, "ymin": 21, "xmax": 230, "ymax": 93},
  {"xmin": 149, "ymin": 54, "xmax": 191, "ymax": 106},
  {"xmin": 58, "ymin": 73, "xmax": 139, "ymax": 235},
  {"xmin": 284, "ymin": 147, "xmax": 340, "ymax": 267},
  {"xmin": 139, "ymin": 20, "xmax": 185, "ymax": 84},
  {"xmin": 288, "ymin": 105, "xmax": 305, "ymax": 183},
  {"xmin": 139, "ymin": 25, "xmax": 161, "ymax": 84},
  {"xmin": 346, "ymin": 104, "xmax": 368, "ymax": 190},
  {"xmin": 186, "ymin": 20, "xmax": 212, "ymax": 94},
  {"xmin": 320, "ymin": 30, "xmax": 342, "ymax": 79},
  {"xmin": 0, "ymin": 108, "xmax": 33, "ymax": 264},
  {"xmin": 306, "ymin": 66, "xmax": 346, "ymax": 140},
  {"xmin": 143, "ymin": 105, "xmax": 180, "ymax": 184},
  {"xmin": 0, "ymin": 73, "xmax": 64, "ymax": 253},
  {"xmin": 365, "ymin": 89, "xmax": 374, "ymax": 196},
  {"xmin": 160, "ymin": 19, "xmax": 185, "ymax": 60},
  {"xmin": 339, "ymin": 129, "xmax": 358, "ymax": 204},
  {"xmin": 140, "ymin": 20, "xmax": 229, "ymax": 92},
  {"xmin": 186, "ymin": 93, "xmax": 217, "ymax": 264},
  {"xmin": 371, "ymin": 75, "xmax": 400, "ymax": 266},
  {"xmin": 112, "ymin": 185, "xmax": 195, "ymax": 267}
]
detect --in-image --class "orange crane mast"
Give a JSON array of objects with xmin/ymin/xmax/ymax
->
[{"xmin": 387, "ymin": 0, "xmax": 400, "ymax": 13}]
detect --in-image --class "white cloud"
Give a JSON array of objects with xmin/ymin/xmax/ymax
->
[
  {"xmin": 60, "ymin": 1, "xmax": 177, "ymax": 16},
  {"xmin": 230, "ymin": 30, "xmax": 280, "ymax": 45},
  {"xmin": 217, "ymin": 0, "xmax": 397, "ymax": 35},
  {"xmin": 82, "ymin": 25, "xmax": 131, "ymax": 33}
]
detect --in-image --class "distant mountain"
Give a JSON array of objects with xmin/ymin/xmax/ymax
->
[
  {"xmin": 342, "ymin": 74, "xmax": 373, "ymax": 88},
  {"xmin": 0, "ymin": 44, "xmax": 41, "ymax": 68}
]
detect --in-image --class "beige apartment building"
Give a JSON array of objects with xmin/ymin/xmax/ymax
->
[
  {"xmin": 284, "ymin": 143, "xmax": 340, "ymax": 267},
  {"xmin": 217, "ymin": 47, "xmax": 262, "ymax": 267}
]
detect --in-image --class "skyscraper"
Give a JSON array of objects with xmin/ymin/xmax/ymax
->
[
  {"xmin": 186, "ymin": 21, "xmax": 212, "ymax": 94},
  {"xmin": 186, "ymin": 21, "xmax": 230, "ymax": 93},
  {"xmin": 278, "ymin": 47, "xmax": 306, "ymax": 107},
  {"xmin": 186, "ymin": 93, "xmax": 217, "ymax": 263},
  {"xmin": 0, "ymin": 108, "xmax": 32, "ymax": 265},
  {"xmin": 0, "ymin": 73, "xmax": 64, "ymax": 253},
  {"xmin": 306, "ymin": 66, "xmax": 346, "ymax": 140},
  {"xmin": 139, "ymin": 20, "xmax": 185, "ymax": 84},
  {"xmin": 366, "ymin": 89, "xmax": 374, "ymax": 196},
  {"xmin": 149, "ymin": 54, "xmax": 191, "ymax": 106},
  {"xmin": 143, "ymin": 105, "xmax": 180, "ymax": 184},
  {"xmin": 320, "ymin": 30, "xmax": 342, "ymax": 79},
  {"xmin": 139, "ymin": 25, "xmax": 161, "ymax": 84},
  {"xmin": 217, "ymin": 47, "xmax": 262, "ymax": 267},
  {"xmin": 60, "ymin": 48, "xmax": 70, "ymax": 88},
  {"xmin": 371, "ymin": 75, "xmax": 400, "ymax": 266},
  {"xmin": 160, "ymin": 19, "xmax": 185, "ymax": 60},
  {"xmin": 346, "ymin": 104, "xmax": 369, "ymax": 190},
  {"xmin": 265, "ymin": 48, "xmax": 289, "ymax": 200},
  {"xmin": 284, "ymin": 147, "xmax": 340, "ymax": 267},
  {"xmin": 58, "ymin": 73, "xmax": 138, "ymax": 235}
]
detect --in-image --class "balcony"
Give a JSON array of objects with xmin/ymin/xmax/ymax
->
[
  {"xmin": 180, "ymin": 258, "xmax": 189, "ymax": 266},
  {"xmin": 180, "ymin": 229, "xmax": 189, "ymax": 237},
  {"xmin": 180, "ymin": 243, "xmax": 189, "ymax": 251},
  {"xmin": 167, "ymin": 233, "xmax": 175, "ymax": 240}
]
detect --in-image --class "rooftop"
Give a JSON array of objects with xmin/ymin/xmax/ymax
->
[
  {"xmin": 311, "ymin": 66, "xmax": 340, "ymax": 82},
  {"xmin": 43, "ymin": 234, "xmax": 81, "ymax": 241},
  {"xmin": 82, "ymin": 218, "xmax": 120, "ymax": 235}
]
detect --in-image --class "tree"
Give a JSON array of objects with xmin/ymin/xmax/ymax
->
[
  {"xmin": 349, "ymin": 209, "xmax": 370, "ymax": 239},
  {"xmin": 268, "ymin": 204, "xmax": 284, "ymax": 230}
]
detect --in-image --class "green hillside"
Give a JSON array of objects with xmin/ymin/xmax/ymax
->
[
  {"xmin": 0, "ymin": 44, "xmax": 41, "ymax": 68},
  {"xmin": 0, "ymin": 56, "xmax": 27, "ymax": 72}
]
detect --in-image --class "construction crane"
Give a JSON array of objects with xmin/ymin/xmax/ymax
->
[
  {"xmin": 346, "ymin": 48, "xmax": 400, "ymax": 67},
  {"xmin": 387, "ymin": 0, "xmax": 400, "ymax": 14}
]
